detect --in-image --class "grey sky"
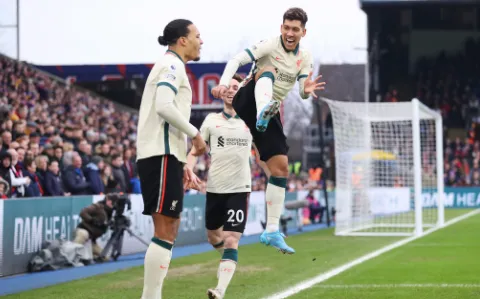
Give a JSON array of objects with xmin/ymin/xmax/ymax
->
[{"xmin": 0, "ymin": 0, "xmax": 367, "ymax": 65}]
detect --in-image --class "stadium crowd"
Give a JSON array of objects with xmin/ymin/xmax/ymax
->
[
  {"xmin": 1, "ymin": 35, "xmax": 480, "ymax": 199},
  {"xmin": 0, "ymin": 55, "xmax": 318, "ymax": 199},
  {"xmin": 384, "ymin": 37, "xmax": 480, "ymax": 187}
]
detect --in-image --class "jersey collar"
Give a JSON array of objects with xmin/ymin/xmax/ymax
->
[
  {"xmin": 222, "ymin": 111, "xmax": 240, "ymax": 119},
  {"xmin": 165, "ymin": 50, "xmax": 185, "ymax": 64},
  {"xmin": 280, "ymin": 35, "xmax": 299, "ymax": 56}
]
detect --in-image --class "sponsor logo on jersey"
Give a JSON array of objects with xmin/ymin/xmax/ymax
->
[
  {"xmin": 277, "ymin": 72, "xmax": 296, "ymax": 84},
  {"xmin": 225, "ymin": 137, "xmax": 249, "ymax": 147},
  {"xmin": 217, "ymin": 136, "xmax": 225, "ymax": 147},
  {"xmin": 217, "ymin": 136, "xmax": 249, "ymax": 147}
]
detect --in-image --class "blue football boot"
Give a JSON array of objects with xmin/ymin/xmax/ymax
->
[
  {"xmin": 256, "ymin": 100, "xmax": 281, "ymax": 132},
  {"xmin": 260, "ymin": 230, "xmax": 295, "ymax": 254}
]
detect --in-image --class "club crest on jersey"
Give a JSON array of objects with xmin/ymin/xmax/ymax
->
[
  {"xmin": 296, "ymin": 59, "xmax": 303, "ymax": 69},
  {"xmin": 170, "ymin": 64, "xmax": 176, "ymax": 71}
]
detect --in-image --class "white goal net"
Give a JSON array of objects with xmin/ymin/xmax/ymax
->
[{"xmin": 323, "ymin": 98, "xmax": 444, "ymax": 237}]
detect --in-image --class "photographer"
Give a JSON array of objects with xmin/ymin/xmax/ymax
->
[{"xmin": 73, "ymin": 194, "xmax": 114, "ymax": 261}]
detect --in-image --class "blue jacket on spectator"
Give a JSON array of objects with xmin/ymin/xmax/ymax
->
[
  {"xmin": 63, "ymin": 165, "xmax": 90, "ymax": 195},
  {"xmin": 84, "ymin": 162, "xmax": 104, "ymax": 195},
  {"xmin": 23, "ymin": 170, "xmax": 42, "ymax": 197},
  {"xmin": 44, "ymin": 170, "xmax": 64, "ymax": 196}
]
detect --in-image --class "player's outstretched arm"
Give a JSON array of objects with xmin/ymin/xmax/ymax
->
[
  {"xmin": 297, "ymin": 52, "xmax": 325, "ymax": 99},
  {"xmin": 213, "ymin": 38, "xmax": 276, "ymax": 98}
]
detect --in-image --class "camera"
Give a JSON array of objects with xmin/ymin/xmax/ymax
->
[
  {"xmin": 100, "ymin": 193, "xmax": 148, "ymax": 261},
  {"xmin": 108, "ymin": 192, "xmax": 131, "ymax": 216},
  {"xmin": 107, "ymin": 192, "xmax": 132, "ymax": 231}
]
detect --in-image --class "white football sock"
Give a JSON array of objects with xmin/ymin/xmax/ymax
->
[
  {"xmin": 141, "ymin": 238, "xmax": 173, "ymax": 299},
  {"xmin": 254, "ymin": 73, "xmax": 274, "ymax": 118},
  {"xmin": 266, "ymin": 176, "xmax": 287, "ymax": 233},
  {"xmin": 217, "ymin": 249, "xmax": 238, "ymax": 293}
]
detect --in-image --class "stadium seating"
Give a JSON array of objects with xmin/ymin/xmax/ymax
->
[
  {"xmin": 0, "ymin": 55, "xmax": 320, "ymax": 198},
  {"xmin": 382, "ymin": 38, "xmax": 480, "ymax": 187}
]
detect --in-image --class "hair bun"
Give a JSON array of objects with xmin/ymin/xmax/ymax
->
[{"xmin": 158, "ymin": 35, "xmax": 167, "ymax": 46}]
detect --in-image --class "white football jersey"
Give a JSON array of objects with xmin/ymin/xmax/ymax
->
[
  {"xmin": 200, "ymin": 112, "xmax": 253, "ymax": 193},
  {"xmin": 243, "ymin": 35, "xmax": 313, "ymax": 102},
  {"xmin": 136, "ymin": 50, "xmax": 192, "ymax": 163}
]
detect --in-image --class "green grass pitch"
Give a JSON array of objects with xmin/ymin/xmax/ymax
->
[{"xmin": 5, "ymin": 209, "xmax": 479, "ymax": 299}]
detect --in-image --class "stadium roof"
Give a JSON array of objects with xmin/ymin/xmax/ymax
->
[{"xmin": 360, "ymin": 0, "xmax": 480, "ymax": 8}]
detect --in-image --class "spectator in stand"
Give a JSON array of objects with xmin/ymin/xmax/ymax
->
[
  {"xmin": 62, "ymin": 152, "xmax": 90, "ymax": 195},
  {"xmin": 100, "ymin": 164, "xmax": 118, "ymax": 193},
  {"xmin": 0, "ymin": 151, "xmax": 11, "ymax": 197},
  {"xmin": 35, "ymin": 155, "xmax": 48, "ymax": 187},
  {"xmin": 110, "ymin": 154, "xmax": 129, "ymax": 193},
  {"xmin": 44, "ymin": 160, "xmax": 66, "ymax": 196},
  {"xmin": 7, "ymin": 148, "xmax": 30, "ymax": 197},
  {"xmin": 84, "ymin": 156, "xmax": 105, "ymax": 195},
  {"xmin": 77, "ymin": 139, "xmax": 92, "ymax": 165},
  {"xmin": 22, "ymin": 158, "xmax": 43, "ymax": 197},
  {"xmin": 0, "ymin": 177, "xmax": 9, "ymax": 199},
  {"xmin": 1, "ymin": 131, "xmax": 12, "ymax": 152}
]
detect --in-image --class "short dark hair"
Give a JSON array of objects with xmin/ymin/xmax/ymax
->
[
  {"xmin": 283, "ymin": 7, "xmax": 308, "ymax": 27},
  {"xmin": 158, "ymin": 19, "xmax": 193, "ymax": 46},
  {"xmin": 24, "ymin": 158, "xmax": 35, "ymax": 169},
  {"xmin": 48, "ymin": 159, "xmax": 58, "ymax": 167},
  {"xmin": 112, "ymin": 153, "xmax": 122, "ymax": 161},
  {"xmin": 232, "ymin": 73, "xmax": 243, "ymax": 83}
]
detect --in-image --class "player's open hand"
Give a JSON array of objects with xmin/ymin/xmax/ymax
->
[
  {"xmin": 183, "ymin": 166, "xmax": 203, "ymax": 191},
  {"xmin": 304, "ymin": 72, "xmax": 326, "ymax": 98},
  {"xmin": 192, "ymin": 133, "xmax": 206, "ymax": 156},
  {"xmin": 211, "ymin": 85, "xmax": 228, "ymax": 99}
]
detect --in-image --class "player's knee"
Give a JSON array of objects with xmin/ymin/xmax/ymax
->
[
  {"xmin": 207, "ymin": 231, "xmax": 223, "ymax": 246},
  {"xmin": 224, "ymin": 235, "xmax": 240, "ymax": 249},
  {"xmin": 267, "ymin": 155, "xmax": 289, "ymax": 177},
  {"xmin": 152, "ymin": 214, "xmax": 179, "ymax": 243},
  {"xmin": 255, "ymin": 66, "xmax": 277, "ymax": 82}
]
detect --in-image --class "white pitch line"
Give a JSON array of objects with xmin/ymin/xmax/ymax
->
[
  {"xmin": 262, "ymin": 209, "xmax": 480, "ymax": 299},
  {"xmin": 316, "ymin": 284, "xmax": 480, "ymax": 289}
]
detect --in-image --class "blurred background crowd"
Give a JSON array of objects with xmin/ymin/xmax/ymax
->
[
  {"xmin": 0, "ymin": 55, "xmax": 322, "ymax": 199},
  {"xmin": 1, "ymin": 37, "xmax": 480, "ymax": 201}
]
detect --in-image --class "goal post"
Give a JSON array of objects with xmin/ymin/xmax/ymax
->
[{"xmin": 323, "ymin": 98, "xmax": 444, "ymax": 237}]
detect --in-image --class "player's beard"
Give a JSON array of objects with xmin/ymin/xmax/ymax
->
[{"xmin": 193, "ymin": 56, "xmax": 200, "ymax": 62}]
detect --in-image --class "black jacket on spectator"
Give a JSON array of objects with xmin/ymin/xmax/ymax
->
[
  {"xmin": 124, "ymin": 159, "xmax": 137, "ymax": 179},
  {"xmin": 84, "ymin": 162, "xmax": 104, "ymax": 195},
  {"xmin": 112, "ymin": 165, "xmax": 130, "ymax": 193},
  {"xmin": 79, "ymin": 152, "xmax": 91, "ymax": 166},
  {"xmin": 63, "ymin": 165, "xmax": 90, "ymax": 195},
  {"xmin": 0, "ymin": 152, "xmax": 12, "ymax": 197},
  {"xmin": 44, "ymin": 171, "xmax": 64, "ymax": 196}
]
